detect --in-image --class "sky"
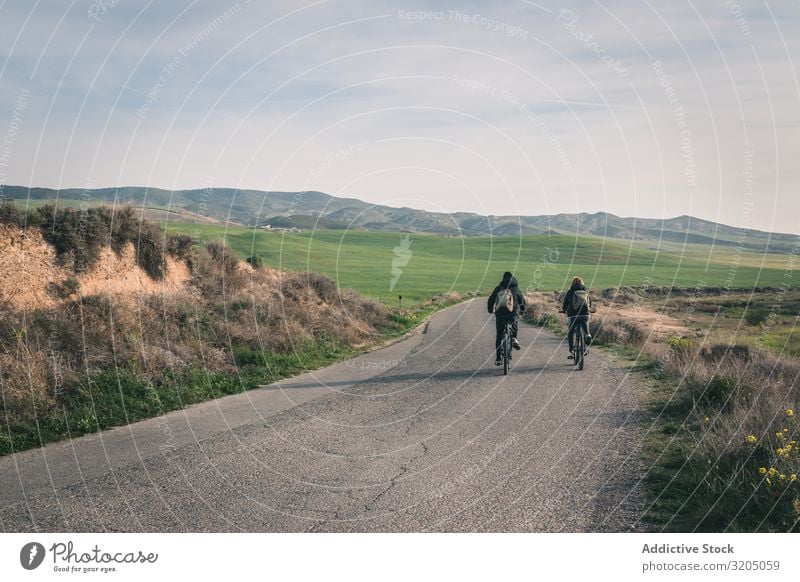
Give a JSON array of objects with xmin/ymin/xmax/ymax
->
[{"xmin": 0, "ymin": 0, "xmax": 798, "ymax": 234}]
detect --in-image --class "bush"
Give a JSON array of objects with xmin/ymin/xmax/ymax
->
[
  {"xmin": 0, "ymin": 197, "xmax": 38, "ymax": 228},
  {"xmin": 699, "ymin": 375, "xmax": 737, "ymax": 408},
  {"xmin": 700, "ymin": 344, "xmax": 753, "ymax": 364},
  {"xmin": 34, "ymin": 203, "xmax": 167, "ymax": 279},
  {"xmin": 135, "ymin": 220, "xmax": 167, "ymax": 280},
  {"xmin": 232, "ymin": 346, "xmax": 267, "ymax": 367},
  {"xmin": 745, "ymin": 308, "xmax": 769, "ymax": 326},
  {"xmin": 667, "ymin": 337, "xmax": 694, "ymax": 358},
  {"xmin": 37, "ymin": 203, "xmax": 110, "ymax": 272},
  {"xmin": 305, "ymin": 272, "xmax": 339, "ymax": 302},
  {"xmin": 166, "ymin": 233, "xmax": 195, "ymax": 260},
  {"xmin": 47, "ymin": 277, "xmax": 81, "ymax": 299},
  {"xmin": 189, "ymin": 240, "xmax": 243, "ymax": 295},
  {"xmin": 245, "ymin": 255, "xmax": 263, "ymax": 268},
  {"xmin": 590, "ymin": 317, "xmax": 645, "ymax": 347}
]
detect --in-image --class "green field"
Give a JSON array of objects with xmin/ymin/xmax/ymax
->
[{"xmin": 164, "ymin": 223, "xmax": 793, "ymax": 304}]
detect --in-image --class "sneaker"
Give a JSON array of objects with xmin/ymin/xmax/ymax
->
[
  {"xmin": 567, "ymin": 351, "xmax": 574, "ymax": 360},
  {"xmin": 586, "ymin": 334, "xmax": 592, "ymax": 346},
  {"xmin": 512, "ymin": 338, "xmax": 521, "ymax": 350},
  {"xmin": 495, "ymin": 358, "xmax": 502, "ymax": 366}
]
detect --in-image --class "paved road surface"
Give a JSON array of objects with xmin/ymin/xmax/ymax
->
[{"xmin": 0, "ymin": 299, "xmax": 647, "ymax": 532}]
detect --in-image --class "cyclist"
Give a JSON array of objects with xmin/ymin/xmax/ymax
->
[
  {"xmin": 562, "ymin": 276, "xmax": 592, "ymax": 360},
  {"xmin": 487, "ymin": 271, "xmax": 525, "ymax": 366}
]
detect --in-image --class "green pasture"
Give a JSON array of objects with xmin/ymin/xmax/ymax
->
[{"xmin": 164, "ymin": 224, "xmax": 793, "ymax": 304}]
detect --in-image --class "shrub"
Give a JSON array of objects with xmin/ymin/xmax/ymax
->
[
  {"xmin": 37, "ymin": 203, "xmax": 110, "ymax": 272},
  {"xmin": 245, "ymin": 255, "xmax": 263, "ymax": 268},
  {"xmin": 700, "ymin": 343, "xmax": 753, "ymax": 364},
  {"xmin": 232, "ymin": 346, "xmax": 267, "ymax": 367},
  {"xmin": 590, "ymin": 317, "xmax": 645, "ymax": 347},
  {"xmin": 0, "ymin": 197, "xmax": 38, "ymax": 228},
  {"xmin": 667, "ymin": 337, "xmax": 694, "ymax": 358},
  {"xmin": 305, "ymin": 272, "xmax": 339, "ymax": 302},
  {"xmin": 699, "ymin": 375, "xmax": 737, "ymax": 408},
  {"xmin": 165, "ymin": 233, "xmax": 195, "ymax": 260},
  {"xmin": 189, "ymin": 240, "xmax": 243, "ymax": 295},
  {"xmin": 33, "ymin": 203, "xmax": 167, "ymax": 279},
  {"xmin": 745, "ymin": 308, "xmax": 770, "ymax": 326},
  {"xmin": 135, "ymin": 220, "xmax": 167, "ymax": 280},
  {"xmin": 47, "ymin": 277, "xmax": 81, "ymax": 299}
]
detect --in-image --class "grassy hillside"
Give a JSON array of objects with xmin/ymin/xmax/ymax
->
[{"xmin": 164, "ymin": 223, "xmax": 792, "ymax": 304}]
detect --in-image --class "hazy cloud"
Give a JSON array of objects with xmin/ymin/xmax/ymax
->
[{"xmin": 1, "ymin": 0, "xmax": 798, "ymax": 233}]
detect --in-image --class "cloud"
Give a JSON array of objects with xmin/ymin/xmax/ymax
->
[{"xmin": 0, "ymin": 0, "xmax": 798, "ymax": 233}]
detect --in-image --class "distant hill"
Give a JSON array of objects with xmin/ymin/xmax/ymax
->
[{"xmin": 3, "ymin": 185, "xmax": 795, "ymax": 252}]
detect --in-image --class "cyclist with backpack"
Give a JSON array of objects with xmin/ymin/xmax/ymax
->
[
  {"xmin": 562, "ymin": 276, "xmax": 592, "ymax": 360},
  {"xmin": 487, "ymin": 271, "xmax": 526, "ymax": 366}
]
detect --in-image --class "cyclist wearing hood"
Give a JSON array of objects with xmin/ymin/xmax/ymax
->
[
  {"xmin": 487, "ymin": 271, "xmax": 525, "ymax": 365},
  {"xmin": 562, "ymin": 276, "xmax": 592, "ymax": 359}
]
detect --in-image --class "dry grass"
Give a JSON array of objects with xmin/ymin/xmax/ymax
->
[
  {"xmin": 524, "ymin": 288, "xmax": 800, "ymax": 530},
  {"xmin": 0, "ymin": 237, "xmax": 394, "ymax": 447},
  {"xmin": 654, "ymin": 342, "xmax": 800, "ymax": 531},
  {"xmin": 523, "ymin": 291, "xmax": 648, "ymax": 347}
]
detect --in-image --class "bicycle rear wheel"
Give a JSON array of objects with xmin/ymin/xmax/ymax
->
[
  {"xmin": 576, "ymin": 330, "xmax": 585, "ymax": 370},
  {"xmin": 502, "ymin": 324, "xmax": 511, "ymax": 375},
  {"xmin": 503, "ymin": 337, "xmax": 510, "ymax": 375}
]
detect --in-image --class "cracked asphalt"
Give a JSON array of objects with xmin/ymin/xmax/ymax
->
[{"xmin": 0, "ymin": 299, "xmax": 647, "ymax": 532}]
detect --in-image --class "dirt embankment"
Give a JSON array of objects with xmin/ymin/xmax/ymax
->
[
  {"xmin": 594, "ymin": 303, "xmax": 688, "ymax": 340},
  {"xmin": 0, "ymin": 224, "xmax": 190, "ymax": 310}
]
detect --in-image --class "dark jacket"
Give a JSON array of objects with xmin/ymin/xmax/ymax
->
[
  {"xmin": 488, "ymin": 274, "xmax": 525, "ymax": 318},
  {"xmin": 562, "ymin": 283, "xmax": 591, "ymax": 316}
]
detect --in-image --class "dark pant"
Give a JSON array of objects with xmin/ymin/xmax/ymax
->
[
  {"xmin": 567, "ymin": 315, "xmax": 589, "ymax": 352},
  {"xmin": 495, "ymin": 316, "xmax": 518, "ymax": 358}
]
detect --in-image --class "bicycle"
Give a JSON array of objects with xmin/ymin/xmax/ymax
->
[
  {"xmin": 560, "ymin": 310, "xmax": 591, "ymax": 371},
  {"xmin": 499, "ymin": 320, "xmax": 514, "ymax": 375},
  {"xmin": 573, "ymin": 320, "xmax": 587, "ymax": 371}
]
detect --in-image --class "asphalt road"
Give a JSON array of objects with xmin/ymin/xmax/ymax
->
[{"xmin": 0, "ymin": 299, "xmax": 647, "ymax": 532}]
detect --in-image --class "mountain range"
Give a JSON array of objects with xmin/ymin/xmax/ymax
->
[{"xmin": 3, "ymin": 185, "xmax": 795, "ymax": 252}]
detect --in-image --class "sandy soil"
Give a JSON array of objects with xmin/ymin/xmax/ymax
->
[{"xmin": 0, "ymin": 224, "xmax": 191, "ymax": 310}]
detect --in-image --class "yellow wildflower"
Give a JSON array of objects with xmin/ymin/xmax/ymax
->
[
  {"xmin": 791, "ymin": 474, "xmax": 797, "ymax": 482},
  {"xmin": 746, "ymin": 435, "xmax": 757, "ymax": 444},
  {"xmin": 787, "ymin": 409, "xmax": 795, "ymax": 417},
  {"xmin": 759, "ymin": 467, "xmax": 767, "ymax": 475},
  {"xmin": 766, "ymin": 478, "xmax": 772, "ymax": 486},
  {"xmin": 776, "ymin": 432, "xmax": 786, "ymax": 441},
  {"xmin": 779, "ymin": 474, "xmax": 786, "ymax": 481},
  {"xmin": 768, "ymin": 468, "xmax": 778, "ymax": 477}
]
